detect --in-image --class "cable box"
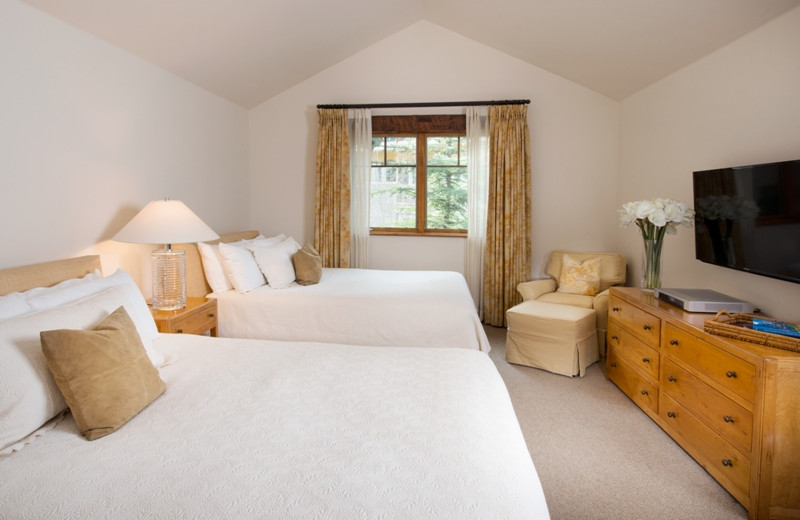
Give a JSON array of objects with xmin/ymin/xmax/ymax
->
[{"xmin": 654, "ymin": 288, "xmax": 755, "ymax": 313}]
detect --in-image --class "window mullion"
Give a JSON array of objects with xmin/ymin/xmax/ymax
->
[{"xmin": 417, "ymin": 132, "xmax": 426, "ymax": 233}]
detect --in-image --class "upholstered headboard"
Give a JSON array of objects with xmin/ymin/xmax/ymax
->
[
  {"xmin": 0, "ymin": 255, "xmax": 102, "ymax": 296},
  {"xmin": 176, "ymin": 230, "xmax": 260, "ymax": 298}
]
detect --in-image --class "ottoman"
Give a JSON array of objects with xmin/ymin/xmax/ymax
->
[{"xmin": 506, "ymin": 300, "xmax": 599, "ymax": 377}]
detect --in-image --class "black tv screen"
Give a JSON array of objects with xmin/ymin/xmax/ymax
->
[{"xmin": 693, "ymin": 159, "xmax": 800, "ymax": 284}]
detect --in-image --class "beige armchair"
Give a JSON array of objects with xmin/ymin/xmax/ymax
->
[{"xmin": 516, "ymin": 250, "xmax": 626, "ymax": 358}]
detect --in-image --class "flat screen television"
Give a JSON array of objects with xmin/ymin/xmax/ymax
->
[{"xmin": 693, "ymin": 159, "xmax": 800, "ymax": 285}]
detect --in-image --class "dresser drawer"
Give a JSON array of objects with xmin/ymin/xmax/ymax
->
[
  {"xmin": 608, "ymin": 322, "xmax": 659, "ymax": 382},
  {"xmin": 660, "ymin": 393, "xmax": 750, "ymax": 504},
  {"xmin": 607, "ymin": 345, "xmax": 658, "ymax": 415},
  {"xmin": 663, "ymin": 323, "xmax": 755, "ymax": 404},
  {"xmin": 609, "ymin": 296, "xmax": 660, "ymax": 348},
  {"xmin": 661, "ymin": 358, "xmax": 753, "ymax": 455}
]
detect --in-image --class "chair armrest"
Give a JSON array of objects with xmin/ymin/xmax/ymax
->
[
  {"xmin": 593, "ymin": 288, "xmax": 611, "ymax": 328},
  {"xmin": 593, "ymin": 288, "xmax": 613, "ymax": 358},
  {"xmin": 517, "ymin": 279, "xmax": 557, "ymax": 301}
]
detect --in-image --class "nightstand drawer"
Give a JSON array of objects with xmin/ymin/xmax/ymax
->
[
  {"xmin": 167, "ymin": 308, "xmax": 216, "ymax": 334},
  {"xmin": 151, "ymin": 297, "xmax": 218, "ymax": 336}
]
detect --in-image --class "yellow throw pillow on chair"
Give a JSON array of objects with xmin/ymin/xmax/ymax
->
[{"xmin": 557, "ymin": 255, "xmax": 601, "ymax": 296}]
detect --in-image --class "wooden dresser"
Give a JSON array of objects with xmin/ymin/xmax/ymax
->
[{"xmin": 606, "ymin": 287, "xmax": 800, "ymax": 520}]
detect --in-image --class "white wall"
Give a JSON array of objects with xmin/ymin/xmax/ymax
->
[
  {"xmin": 619, "ymin": 6, "xmax": 800, "ymax": 321},
  {"xmin": 0, "ymin": 1, "xmax": 250, "ymax": 296},
  {"xmin": 249, "ymin": 21, "xmax": 620, "ymax": 278}
]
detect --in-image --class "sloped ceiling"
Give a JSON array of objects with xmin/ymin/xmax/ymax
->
[{"xmin": 19, "ymin": 0, "xmax": 800, "ymax": 108}]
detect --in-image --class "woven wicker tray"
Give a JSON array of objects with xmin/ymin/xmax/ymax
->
[{"xmin": 704, "ymin": 311, "xmax": 800, "ymax": 353}]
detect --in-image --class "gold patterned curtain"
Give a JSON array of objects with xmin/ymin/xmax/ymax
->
[
  {"xmin": 314, "ymin": 109, "xmax": 351, "ymax": 267},
  {"xmin": 483, "ymin": 104, "xmax": 532, "ymax": 326}
]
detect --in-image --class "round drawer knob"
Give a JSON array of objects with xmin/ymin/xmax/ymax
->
[
  {"xmin": 611, "ymin": 335, "xmax": 619, "ymax": 341},
  {"xmin": 612, "ymin": 306, "xmax": 620, "ymax": 312},
  {"xmin": 723, "ymin": 416, "xmax": 735, "ymax": 423},
  {"xmin": 176, "ymin": 329, "xmax": 184, "ymax": 334},
  {"xmin": 667, "ymin": 411, "xmax": 676, "ymax": 418},
  {"xmin": 643, "ymin": 324, "xmax": 651, "ymax": 330},
  {"xmin": 722, "ymin": 459, "xmax": 733, "ymax": 467},
  {"xmin": 726, "ymin": 371, "xmax": 738, "ymax": 378},
  {"xmin": 669, "ymin": 339, "xmax": 678, "ymax": 345},
  {"xmin": 609, "ymin": 362, "xmax": 617, "ymax": 368},
  {"xmin": 641, "ymin": 389, "xmax": 649, "ymax": 396},
  {"xmin": 642, "ymin": 357, "xmax": 650, "ymax": 363},
  {"xmin": 667, "ymin": 375, "xmax": 677, "ymax": 382},
  {"xmin": 209, "ymin": 313, "xmax": 215, "ymax": 318}
]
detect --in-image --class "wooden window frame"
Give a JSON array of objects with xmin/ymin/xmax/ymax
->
[{"xmin": 370, "ymin": 115, "xmax": 467, "ymax": 237}]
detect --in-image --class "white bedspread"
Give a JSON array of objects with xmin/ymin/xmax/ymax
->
[
  {"xmin": 211, "ymin": 268, "xmax": 491, "ymax": 351},
  {"xmin": 0, "ymin": 334, "xmax": 548, "ymax": 519}
]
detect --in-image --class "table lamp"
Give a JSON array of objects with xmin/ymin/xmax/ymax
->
[{"xmin": 114, "ymin": 199, "xmax": 219, "ymax": 310}]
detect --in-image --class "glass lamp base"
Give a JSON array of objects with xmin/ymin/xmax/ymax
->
[{"xmin": 151, "ymin": 248, "xmax": 186, "ymax": 310}]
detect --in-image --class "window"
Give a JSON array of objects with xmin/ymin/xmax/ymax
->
[{"xmin": 369, "ymin": 115, "xmax": 468, "ymax": 236}]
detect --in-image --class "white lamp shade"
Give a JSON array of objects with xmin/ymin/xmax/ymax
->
[{"xmin": 114, "ymin": 199, "xmax": 219, "ymax": 245}]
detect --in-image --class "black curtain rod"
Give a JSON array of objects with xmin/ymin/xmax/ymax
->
[{"xmin": 316, "ymin": 99, "xmax": 530, "ymax": 109}]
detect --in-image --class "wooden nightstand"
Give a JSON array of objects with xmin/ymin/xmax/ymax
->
[{"xmin": 149, "ymin": 297, "xmax": 218, "ymax": 336}]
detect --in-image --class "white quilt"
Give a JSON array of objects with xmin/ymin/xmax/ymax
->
[
  {"xmin": 0, "ymin": 334, "xmax": 548, "ymax": 519},
  {"xmin": 211, "ymin": 267, "xmax": 491, "ymax": 351}
]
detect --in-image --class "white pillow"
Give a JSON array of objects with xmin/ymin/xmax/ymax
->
[
  {"xmin": 19, "ymin": 269, "xmax": 101, "ymax": 301},
  {"xmin": 218, "ymin": 242, "xmax": 265, "ymax": 292},
  {"xmin": 28, "ymin": 269, "xmax": 134, "ymax": 312},
  {"xmin": 280, "ymin": 236, "xmax": 302, "ymax": 255},
  {"xmin": 197, "ymin": 242, "xmax": 234, "ymax": 294},
  {"xmin": 245, "ymin": 234, "xmax": 286, "ymax": 250},
  {"xmin": 25, "ymin": 270, "xmax": 162, "ymax": 366},
  {"xmin": 253, "ymin": 248, "xmax": 295, "ymax": 288},
  {"xmin": 0, "ymin": 285, "xmax": 163, "ymax": 452},
  {"xmin": 197, "ymin": 235, "xmax": 287, "ymax": 293},
  {"xmin": 252, "ymin": 237, "xmax": 302, "ymax": 289},
  {"xmin": 0, "ymin": 292, "xmax": 32, "ymax": 320},
  {"xmin": 0, "ymin": 270, "xmax": 102, "ymax": 320}
]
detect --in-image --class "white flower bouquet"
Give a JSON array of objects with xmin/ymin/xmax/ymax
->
[
  {"xmin": 619, "ymin": 197, "xmax": 695, "ymax": 239},
  {"xmin": 618, "ymin": 198, "xmax": 695, "ymax": 289}
]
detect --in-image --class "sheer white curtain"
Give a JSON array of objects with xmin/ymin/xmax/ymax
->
[
  {"xmin": 465, "ymin": 106, "xmax": 490, "ymax": 318},
  {"xmin": 349, "ymin": 109, "xmax": 372, "ymax": 268}
]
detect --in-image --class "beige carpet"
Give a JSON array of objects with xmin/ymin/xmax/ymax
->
[{"xmin": 484, "ymin": 324, "xmax": 748, "ymax": 520}]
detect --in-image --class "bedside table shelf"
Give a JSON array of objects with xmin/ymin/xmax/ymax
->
[{"xmin": 149, "ymin": 297, "xmax": 217, "ymax": 336}]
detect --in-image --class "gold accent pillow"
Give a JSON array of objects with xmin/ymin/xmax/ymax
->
[
  {"xmin": 557, "ymin": 255, "xmax": 601, "ymax": 296},
  {"xmin": 292, "ymin": 243, "xmax": 323, "ymax": 286},
  {"xmin": 40, "ymin": 306, "xmax": 165, "ymax": 441}
]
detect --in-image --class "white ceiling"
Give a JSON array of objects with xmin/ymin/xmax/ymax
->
[{"xmin": 20, "ymin": 0, "xmax": 800, "ymax": 108}]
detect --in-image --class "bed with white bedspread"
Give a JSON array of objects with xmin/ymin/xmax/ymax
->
[
  {"xmin": 211, "ymin": 267, "xmax": 491, "ymax": 350},
  {"xmin": 181, "ymin": 231, "xmax": 491, "ymax": 351},
  {"xmin": 0, "ymin": 255, "xmax": 549, "ymax": 519}
]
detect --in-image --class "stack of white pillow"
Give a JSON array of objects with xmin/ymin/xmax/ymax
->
[
  {"xmin": 0, "ymin": 269, "xmax": 164, "ymax": 453},
  {"xmin": 197, "ymin": 234, "xmax": 302, "ymax": 293}
]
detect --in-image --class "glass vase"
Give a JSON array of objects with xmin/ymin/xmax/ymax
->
[{"xmin": 641, "ymin": 237, "xmax": 664, "ymax": 291}]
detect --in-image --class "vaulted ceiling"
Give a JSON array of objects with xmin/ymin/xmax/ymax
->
[{"xmin": 20, "ymin": 0, "xmax": 800, "ymax": 108}]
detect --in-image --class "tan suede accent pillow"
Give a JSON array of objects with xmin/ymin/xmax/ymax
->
[
  {"xmin": 40, "ymin": 306, "xmax": 165, "ymax": 441},
  {"xmin": 292, "ymin": 243, "xmax": 322, "ymax": 286},
  {"xmin": 557, "ymin": 255, "xmax": 601, "ymax": 296}
]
